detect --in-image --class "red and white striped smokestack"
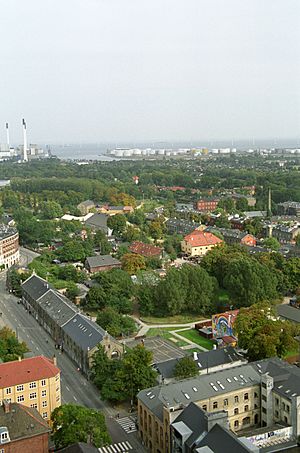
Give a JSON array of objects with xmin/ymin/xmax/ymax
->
[{"xmin": 22, "ymin": 118, "xmax": 28, "ymax": 162}]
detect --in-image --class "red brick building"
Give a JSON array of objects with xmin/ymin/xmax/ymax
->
[
  {"xmin": 0, "ymin": 401, "xmax": 50, "ymax": 453},
  {"xmin": 194, "ymin": 198, "xmax": 219, "ymax": 212},
  {"xmin": 128, "ymin": 241, "xmax": 163, "ymax": 258},
  {"xmin": 85, "ymin": 255, "xmax": 122, "ymax": 273}
]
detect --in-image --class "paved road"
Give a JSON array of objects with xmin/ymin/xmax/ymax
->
[
  {"xmin": 0, "ymin": 272, "xmax": 146, "ymax": 451},
  {"xmin": 19, "ymin": 246, "xmax": 40, "ymax": 266}
]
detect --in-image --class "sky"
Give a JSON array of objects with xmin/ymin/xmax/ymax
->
[{"xmin": 0, "ymin": 0, "xmax": 299, "ymax": 144}]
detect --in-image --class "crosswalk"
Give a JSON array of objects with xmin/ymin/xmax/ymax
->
[
  {"xmin": 116, "ymin": 416, "xmax": 137, "ymax": 434},
  {"xmin": 98, "ymin": 441, "xmax": 133, "ymax": 453}
]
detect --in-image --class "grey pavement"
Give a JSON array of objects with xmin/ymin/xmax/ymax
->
[
  {"xmin": 19, "ymin": 246, "xmax": 40, "ymax": 266},
  {"xmin": 0, "ymin": 272, "xmax": 146, "ymax": 452}
]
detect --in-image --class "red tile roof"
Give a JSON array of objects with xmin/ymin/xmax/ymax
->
[
  {"xmin": 0, "ymin": 356, "xmax": 60, "ymax": 388},
  {"xmin": 184, "ymin": 230, "xmax": 223, "ymax": 247},
  {"xmin": 129, "ymin": 241, "xmax": 162, "ymax": 258}
]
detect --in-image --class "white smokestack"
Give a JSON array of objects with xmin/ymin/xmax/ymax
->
[
  {"xmin": 6, "ymin": 123, "xmax": 10, "ymax": 148},
  {"xmin": 22, "ymin": 118, "xmax": 28, "ymax": 162}
]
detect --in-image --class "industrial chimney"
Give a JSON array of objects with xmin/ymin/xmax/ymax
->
[
  {"xmin": 5, "ymin": 123, "xmax": 9, "ymax": 149},
  {"xmin": 22, "ymin": 118, "xmax": 28, "ymax": 162}
]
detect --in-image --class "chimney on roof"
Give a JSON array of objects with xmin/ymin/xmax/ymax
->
[
  {"xmin": 52, "ymin": 355, "xmax": 57, "ymax": 366},
  {"xmin": 18, "ymin": 356, "xmax": 22, "ymax": 361},
  {"xmin": 3, "ymin": 400, "xmax": 10, "ymax": 414}
]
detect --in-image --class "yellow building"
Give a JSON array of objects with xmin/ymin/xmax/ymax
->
[
  {"xmin": 181, "ymin": 229, "xmax": 223, "ymax": 257},
  {"xmin": 0, "ymin": 356, "xmax": 61, "ymax": 421},
  {"xmin": 137, "ymin": 358, "xmax": 300, "ymax": 453}
]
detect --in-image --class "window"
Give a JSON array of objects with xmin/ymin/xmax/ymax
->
[
  {"xmin": 275, "ymin": 398, "xmax": 279, "ymax": 406},
  {"xmin": 234, "ymin": 396, "xmax": 239, "ymax": 403},
  {"xmin": 56, "ymin": 386, "xmax": 60, "ymax": 393},
  {"xmin": 223, "ymin": 399, "xmax": 228, "ymax": 406},
  {"xmin": 56, "ymin": 375, "xmax": 59, "ymax": 381},
  {"xmin": 56, "ymin": 395, "xmax": 60, "ymax": 402},
  {"xmin": 284, "ymin": 416, "xmax": 288, "ymax": 424},
  {"xmin": 42, "ymin": 412, "xmax": 48, "ymax": 419},
  {"xmin": 262, "ymin": 407, "xmax": 267, "ymax": 414},
  {"xmin": 29, "ymin": 382, "xmax": 37, "ymax": 389},
  {"xmin": 275, "ymin": 410, "xmax": 279, "ymax": 418},
  {"xmin": 30, "ymin": 403, "xmax": 38, "ymax": 408},
  {"xmin": 202, "ymin": 405, "xmax": 207, "ymax": 411},
  {"xmin": 29, "ymin": 392, "xmax": 37, "ymax": 399},
  {"xmin": 0, "ymin": 448, "xmax": 4, "ymax": 453},
  {"xmin": 41, "ymin": 390, "xmax": 47, "ymax": 397},
  {"xmin": 262, "ymin": 395, "xmax": 267, "ymax": 402},
  {"xmin": 5, "ymin": 388, "xmax": 11, "ymax": 395},
  {"xmin": 254, "ymin": 392, "xmax": 258, "ymax": 398},
  {"xmin": 244, "ymin": 393, "xmax": 249, "ymax": 401},
  {"xmin": 1, "ymin": 432, "xmax": 8, "ymax": 441},
  {"xmin": 213, "ymin": 402, "xmax": 218, "ymax": 409},
  {"xmin": 234, "ymin": 408, "xmax": 239, "ymax": 415},
  {"xmin": 16, "ymin": 385, "xmax": 24, "ymax": 392},
  {"xmin": 286, "ymin": 405, "xmax": 290, "ymax": 413},
  {"xmin": 42, "ymin": 401, "xmax": 47, "ymax": 407},
  {"xmin": 262, "ymin": 383, "xmax": 267, "ymax": 389},
  {"xmin": 17, "ymin": 395, "xmax": 24, "ymax": 402},
  {"xmin": 244, "ymin": 405, "xmax": 249, "ymax": 412},
  {"xmin": 234, "ymin": 420, "xmax": 239, "ymax": 428},
  {"xmin": 243, "ymin": 417, "xmax": 250, "ymax": 426},
  {"xmin": 41, "ymin": 379, "xmax": 46, "ymax": 386},
  {"xmin": 282, "ymin": 402, "xmax": 286, "ymax": 411}
]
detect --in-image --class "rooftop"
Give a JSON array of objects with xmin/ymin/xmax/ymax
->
[
  {"xmin": 38, "ymin": 289, "xmax": 78, "ymax": 327},
  {"xmin": 129, "ymin": 241, "xmax": 162, "ymax": 257},
  {"xmin": 277, "ymin": 304, "xmax": 300, "ymax": 323},
  {"xmin": 85, "ymin": 213, "xmax": 109, "ymax": 229},
  {"xmin": 62, "ymin": 313, "xmax": 109, "ymax": 351},
  {"xmin": 0, "ymin": 356, "xmax": 60, "ymax": 388},
  {"xmin": 0, "ymin": 224, "xmax": 18, "ymax": 241},
  {"xmin": 0, "ymin": 402, "xmax": 50, "ymax": 442},
  {"xmin": 22, "ymin": 274, "xmax": 52, "ymax": 301},
  {"xmin": 86, "ymin": 255, "xmax": 121, "ymax": 268},
  {"xmin": 183, "ymin": 230, "xmax": 223, "ymax": 247}
]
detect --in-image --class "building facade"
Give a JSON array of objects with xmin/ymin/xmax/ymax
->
[
  {"xmin": 194, "ymin": 198, "xmax": 219, "ymax": 213},
  {"xmin": 0, "ymin": 356, "xmax": 61, "ymax": 421},
  {"xmin": 181, "ymin": 230, "xmax": 223, "ymax": 257},
  {"xmin": 137, "ymin": 358, "xmax": 300, "ymax": 453},
  {"xmin": 0, "ymin": 225, "xmax": 19, "ymax": 269}
]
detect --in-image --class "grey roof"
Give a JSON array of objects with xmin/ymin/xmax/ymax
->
[
  {"xmin": 154, "ymin": 347, "xmax": 245, "ymax": 379},
  {"xmin": 0, "ymin": 224, "xmax": 18, "ymax": 241},
  {"xmin": 252, "ymin": 357, "xmax": 300, "ymax": 401},
  {"xmin": 277, "ymin": 304, "xmax": 300, "ymax": 323},
  {"xmin": 86, "ymin": 255, "xmax": 121, "ymax": 269},
  {"xmin": 38, "ymin": 289, "xmax": 78, "ymax": 327},
  {"xmin": 244, "ymin": 211, "xmax": 267, "ymax": 218},
  {"xmin": 22, "ymin": 274, "xmax": 53, "ymax": 301},
  {"xmin": 197, "ymin": 423, "xmax": 255, "ymax": 453},
  {"xmin": 78, "ymin": 200, "xmax": 95, "ymax": 207},
  {"xmin": 138, "ymin": 363, "xmax": 260, "ymax": 420},
  {"xmin": 0, "ymin": 402, "xmax": 50, "ymax": 442},
  {"xmin": 85, "ymin": 213, "xmax": 109, "ymax": 230},
  {"xmin": 62, "ymin": 313, "xmax": 108, "ymax": 351},
  {"xmin": 205, "ymin": 226, "xmax": 250, "ymax": 240}
]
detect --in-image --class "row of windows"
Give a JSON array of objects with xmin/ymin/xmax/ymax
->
[
  {"xmin": 6, "ymin": 380, "xmax": 47, "ymax": 394},
  {"xmin": 275, "ymin": 398, "xmax": 290, "ymax": 413},
  {"xmin": 205, "ymin": 392, "xmax": 254, "ymax": 411}
]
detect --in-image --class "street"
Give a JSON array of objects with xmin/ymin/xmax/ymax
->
[{"xmin": 0, "ymin": 270, "xmax": 146, "ymax": 451}]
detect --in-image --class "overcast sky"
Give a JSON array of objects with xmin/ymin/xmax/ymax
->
[{"xmin": 0, "ymin": 0, "xmax": 299, "ymax": 144}]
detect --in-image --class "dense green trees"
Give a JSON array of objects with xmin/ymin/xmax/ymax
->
[
  {"xmin": 235, "ymin": 302, "xmax": 299, "ymax": 361},
  {"xmin": 0, "ymin": 327, "xmax": 29, "ymax": 362},
  {"xmin": 121, "ymin": 253, "xmax": 146, "ymax": 274},
  {"xmin": 138, "ymin": 265, "xmax": 217, "ymax": 316},
  {"xmin": 107, "ymin": 214, "xmax": 127, "ymax": 235},
  {"xmin": 174, "ymin": 356, "xmax": 199, "ymax": 379},
  {"xmin": 96, "ymin": 307, "xmax": 136, "ymax": 337},
  {"xmin": 51, "ymin": 404, "xmax": 111, "ymax": 449}
]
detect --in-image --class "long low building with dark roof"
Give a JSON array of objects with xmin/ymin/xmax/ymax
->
[
  {"xmin": 22, "ymin": 274, "xmax": 123, "ymax": 374},
  {"xmin": 137, "ymin": 357, "xmax": 300, "ymax": 453}
]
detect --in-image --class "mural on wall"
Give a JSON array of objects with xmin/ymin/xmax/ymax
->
[{"xmin": 211, "ymin": 310, "xmax": 239, "ymax": 338}]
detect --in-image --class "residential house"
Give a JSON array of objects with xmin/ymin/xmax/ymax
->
[
  {"xmin": 77, "ymin": 200, "xmax": 95, "ymax": 215},
  {"xmin": 84, "ymin": 213, "xmax": 112, "ymax": 235},
  {"xmin": 181, "ymin": 230, "xmax": 223, "ymax": 257},
  {"xmin": 85, "ymin": 255, "xmax": 121, "ymax": 273},
  {"xmin": 137, "ymin": 357, "xmax": 300, "ymax": 453},
  {"xmin": 277, "ymin": 304, "xmax": 300, "ymax": 325},
  {"xmin": 129, "ymin": 241, "xmax": 163, "ymax": 259},
  {"xmin": 166, "ymin": 219, "xmax": 201, "ymax": 236},
  {"xmin": 0, "ymin": 401, "xmax": 50, "ymax": 453},
  {"xmin": 205, "ymin": 227, "xmax": 256, "ymax": 247},
  {"xmin": 278, "ymin": 201, "xmax": 300, "ymax": 217},
  {"xmin": 194, "ymin": 198, "xmax": 219, "ymax": 213},
  {"xmin": 97, "ymin": 205, "xmax": 134, "ymax": 215},
  {"xmin": 271, "ymin": 223, "xmax": 300, "ymax": 244},
  {"xmin": 0, "ymin": 356, "xmax": 61, "ymax": 421},
  {"xmin": 21, "ymin": 274, "xmax": 123, "ymax": 374}
]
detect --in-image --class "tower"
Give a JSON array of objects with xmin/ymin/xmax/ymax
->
[
  {"xmin": 5, "ymin": 123, "xmax": 9, "ymax": 149},
  {"xmin": 268, "ymin": 188, "xmax": 272, "ymax": 216},
  {"xmin": 22, "ymin": 118, "xmax": 28, "ymax": 162}
]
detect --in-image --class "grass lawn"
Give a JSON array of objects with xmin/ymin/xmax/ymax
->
[
  {"xmin": 141, "ymin": 314, "xmax": 206, "ymax": 325},
  {"xmin": 284, "ymin": 348, "xmax": 300, "ymax": 359},
  {"xmin": 177, "ymin": 329, "xmax": 215, "ymax": 350},
  {"xmin": 146, "ymin": 327, "xmax": 189, "ymax": 347}
]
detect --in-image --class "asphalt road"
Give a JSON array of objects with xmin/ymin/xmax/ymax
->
[{"xmin": 0, "ymin": 271, "xmax": 146, "ymax": 451}]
